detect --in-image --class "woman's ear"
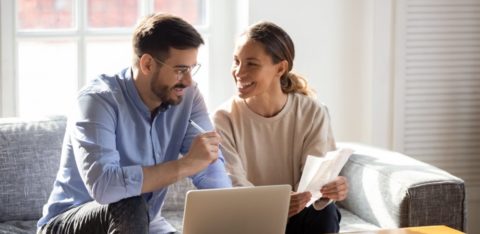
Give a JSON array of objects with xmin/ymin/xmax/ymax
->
[
  {"xmin": 139, "ymin": 54, "xmax": 154, "ymax": 75},
  {"xmin": 276, "ymin": 60, "xmax": 289, "ymax": 78}
]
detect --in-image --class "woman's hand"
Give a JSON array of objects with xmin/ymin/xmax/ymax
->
[
  {"xmin": 320, "ymin": 176, "xmax": 348, "ymax": 201},
  {"xmin": 288, "ymin": 191, "xmax": 311, "ymax": 218}
]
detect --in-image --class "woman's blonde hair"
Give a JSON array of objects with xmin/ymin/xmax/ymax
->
[{"xmin": 244, "ymin": 21, "xmax": 315, "ymax": 98}]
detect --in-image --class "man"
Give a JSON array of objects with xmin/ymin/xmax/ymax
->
[{"xmin": 37, "ymin": 13, "xmax": 232, "ymax": 234}]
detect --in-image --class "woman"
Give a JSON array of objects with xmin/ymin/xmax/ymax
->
[{"xmin": 213, "ymin": 21, "xmax": 348, "ymax": 234}]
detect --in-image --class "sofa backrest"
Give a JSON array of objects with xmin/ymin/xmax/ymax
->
[
  {"xmin": 163, "ymin": 176, "xmax": 196, "ymax": 212},
  {"xmin": 0, "ymin": 116, "xmax": 66, "ymax": 222}
]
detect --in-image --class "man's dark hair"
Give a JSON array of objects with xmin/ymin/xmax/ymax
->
[{"xmin": 132, "ymin": 13, "xmax": 204, "ymax": 67}]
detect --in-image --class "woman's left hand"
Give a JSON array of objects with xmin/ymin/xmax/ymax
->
[{"xmin": 320, "ymin": 176, "xmax": 348, "ymax": 201}]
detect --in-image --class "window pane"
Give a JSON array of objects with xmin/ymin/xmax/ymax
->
[
  {"xmin": 17, "ymin": 0, "xmax": 74, "ymax": 30},
  {"xmin": 17, "ymin": 40, "xmax": 77, "ymax": 117},
  {"xmin": 154, "ymin": 0, "xmax": 206, "ymax": 26},
  {"xmin": 86, "ymin": 38, "xmax": 209, "ymax": 103},
  {"xmin": 86, "ymin": 38, "xmax": 131, "ymax": 80},
  {"xmin": 87, "ymin": 0, "xmax": 139, "ymax": 28}
]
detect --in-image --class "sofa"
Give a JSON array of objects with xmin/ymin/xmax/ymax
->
[{"xmin": 0, "ymin": 116, "xmax": 467, "ymax": 233}]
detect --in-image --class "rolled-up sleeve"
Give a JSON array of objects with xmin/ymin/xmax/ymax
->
[
  {"xmin": 71, "ymin": 93, "xmax": 143, "ymax": 204},
  {"xmin": 191, "ymin": 151, "xmax": 232, "ymax": 189}
]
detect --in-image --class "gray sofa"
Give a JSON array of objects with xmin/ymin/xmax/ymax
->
[{"xmin": 0, "ymin": 116, "xmax": 466, "ymax": 233}]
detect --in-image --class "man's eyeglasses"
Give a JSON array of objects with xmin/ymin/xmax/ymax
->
[{"xmin": 152, "ymin": 57, "xmax": 201, "ymax": 81}]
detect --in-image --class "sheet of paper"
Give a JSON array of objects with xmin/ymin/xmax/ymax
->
[{"xmin": 297, "ymin": 148, "xmax": 353, "ymax": 207}]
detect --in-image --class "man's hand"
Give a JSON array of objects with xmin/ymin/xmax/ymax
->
[
  {"xmin": 141, "ymin": 131, "xmax": 221, "ymax": 193},
  {"xmin": 288, "ymin": 191, "xmax": 311, "ymax": 218},
  {"xmin": 320, "ymin": 176, "xmax": 348, "ymax": 201},
  {"xmin": 182, "ymin": 131, "xmax": 221, "ymax": 174}
]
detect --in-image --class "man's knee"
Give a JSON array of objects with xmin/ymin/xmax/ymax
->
[
  {"xmin": 111, "ymin": 196, "xmax": 148, "ymax": 220},
  {"xmin": 108, "ymin": 196, "xmax": 149, "ymax": 233}
]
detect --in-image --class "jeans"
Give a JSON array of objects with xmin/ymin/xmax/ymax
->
[
  {"xmin": 38, "ymin": 196, "xmax": 149, "ymax": 234},
  {"xmin": 286, "ymin": 202, "xmax": 341, "ymax": 234}
]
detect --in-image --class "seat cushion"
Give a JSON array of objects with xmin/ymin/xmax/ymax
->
[
  {"xmin": 160, "ymin": 204, "xmax": 380, "ymax": 233},
  {"xmin": 0, "ymin": 220, "xmax": 38, "ymax": 234},
  {"xmin": 0, "ymin": 116, "xmax": 66, "ymax": 222},
  {"xmin": 0, "ymin": 208, "xmax": 379, "ymax": 234},
  {"xmin": 162, "ymin": 210, "xmax": 184, "ymax": 233},
  {"xmin": 339, "ymin": 208, "xmax": 380, "ymax": 232}
]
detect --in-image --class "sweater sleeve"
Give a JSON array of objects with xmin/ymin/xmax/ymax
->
[
  {"xmin": 297, "ymin": 102, "xmax": 338, "ymax": 210},
  {"xmin": 302, "ymin": 103, "xmax": 336, "ymax": 157},
  {"xmin": 213, "ymin": 109, "xmax": 254, "ymax": 187}
]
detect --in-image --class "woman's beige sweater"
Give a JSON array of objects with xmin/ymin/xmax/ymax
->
[{"xmin": 213, "ymin": 92, "xmax": 336, "ymax": 191}]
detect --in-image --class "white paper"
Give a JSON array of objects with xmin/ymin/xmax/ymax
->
[{"xmin": 297, "ymin": 148, "xmax": 353, "ymax": 207}]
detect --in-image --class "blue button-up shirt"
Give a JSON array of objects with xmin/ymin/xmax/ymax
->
[{"xmin": 37, "ymin": 68, "xmax": 232, "ymax": 233}]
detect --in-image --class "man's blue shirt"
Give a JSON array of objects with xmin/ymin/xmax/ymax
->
[{"xmin": 37, "ymin": 68, "xmax": 232, "ymax": 233}]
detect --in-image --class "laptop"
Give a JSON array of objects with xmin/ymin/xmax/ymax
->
[{"xmin": 182, "ymin": 184, "xmax": 291, "ymax": 234}]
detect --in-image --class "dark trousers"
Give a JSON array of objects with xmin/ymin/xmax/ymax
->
[
  {"xmin": 286, "ymin": 203, "xmax": 341, "ymax": 234},
  {"xmin": 38, "ymin": 196, "xmax": 149, "ymax": 234}
]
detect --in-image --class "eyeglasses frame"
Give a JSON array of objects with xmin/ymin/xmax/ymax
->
[{"xmin": 151, "ymin": 56, "xmax": 201, "ymax": 81}]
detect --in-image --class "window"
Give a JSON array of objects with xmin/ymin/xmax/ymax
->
[{"xmin": 1, "ymin": 0, "xmax": 213, "ymax": 117}]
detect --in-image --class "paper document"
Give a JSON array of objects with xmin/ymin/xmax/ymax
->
[{"xmin": 297, "ymin": 148, "xmax": 353, "ymax": 207}]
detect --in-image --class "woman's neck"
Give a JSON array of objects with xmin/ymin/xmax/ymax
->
[{"xmin": 244, "ymin": 91, "xmax": 288, "ymax": 118}]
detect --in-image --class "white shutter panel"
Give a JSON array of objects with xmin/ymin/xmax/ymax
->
[{"xmin": 394, "ymin": 0, "xmax": 480, "ymax": 187}]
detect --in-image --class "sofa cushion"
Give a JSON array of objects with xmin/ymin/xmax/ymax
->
[
  {"xmin": 338, "ymin": 208, "xmax": 380, "ymax": 232},
  {"xmin": 0, "ymin": 116, "xmax": 66, "ymax": 222},
  {"xmin": 162, "ymin": 176, "xmax": 195, "ymax": 212},
  {"xmin": 0, "ymin": 220, "xmax": 37, "ymax": 234},
  {"xmin": 162, "ymin": 210, "xmax": 184, "ymax": 233}
]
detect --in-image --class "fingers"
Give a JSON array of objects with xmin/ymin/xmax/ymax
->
[
  {"xmin": 201, "ymin": 131, "xmax": 221, "ymax": 138},
  {"xmin": 196, "ymin": 131, "xmax": 221, "ymax": 146},
  {"xmin": 192, "ymin": 132, "xmax": 220, "ymax": 153},
  {"xmin": 320, "ymin": 176, "xmax": 349, "ymax": 201},
  {"xmin": 288, "ymin": 192, "xmax": 311, "ymax": 218},
  {"xmin": 188, "ymin": 131, "xmax": 221, "ymax": 162}
]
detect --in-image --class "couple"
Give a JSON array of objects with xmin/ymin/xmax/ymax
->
[{"xmin": 37, "ymin": 13, "xmax": 348, "ymax": 234}]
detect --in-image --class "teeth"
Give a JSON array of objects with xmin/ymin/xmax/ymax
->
[{"xmin": 237, "ymin": 81, "xmax": 253, "ymax": 89}]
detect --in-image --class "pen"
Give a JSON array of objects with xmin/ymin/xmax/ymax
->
[
  {"xmin": 189, "ymin": 119, "xmax": 222, "ymax": 150},
  {"xmin": 189, "ymin": 119, "xmax": 207, "ymax": 133}
]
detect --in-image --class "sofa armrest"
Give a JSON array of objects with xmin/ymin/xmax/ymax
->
[{"xmin": 337, "ymin": 142, "xmax": 466, "ymax": 232}]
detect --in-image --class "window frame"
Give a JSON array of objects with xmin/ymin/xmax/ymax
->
[
  {"xmin": 0, "ymin": 0, "xmax": 228, "ymax": 117},
  {"xmin": 0, "ymin": 1, "xmax": 16, "ymax": 117}
]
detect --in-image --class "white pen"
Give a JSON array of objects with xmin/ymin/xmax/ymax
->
[
  {"xmin": 189, "ymin": 119, "xmax": 222, "ymax": 150},
  {"xmin": 189, "ymin": 119, "xmax": 207, "ymax": 133}
]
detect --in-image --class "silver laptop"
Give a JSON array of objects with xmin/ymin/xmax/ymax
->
[{"xmin": 182, "ymin": 184, "xmax": 291, "ymax": 234}]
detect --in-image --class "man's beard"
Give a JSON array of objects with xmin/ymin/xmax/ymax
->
[{"xmin": 151, "ymin": 71, "xmax": 185, "ymax": 106}]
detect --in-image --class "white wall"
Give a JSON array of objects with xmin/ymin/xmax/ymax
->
[
  {"xmin": 241, "ymin": 0, "xmax": 375, "ymax": 144},
  {"xmin": 234, "ymin": 3, "xmax": 480, "ymax": 232},
  {"xmin": 0, "ymin": 1, "xmax": 16, "ymax": 117}
]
